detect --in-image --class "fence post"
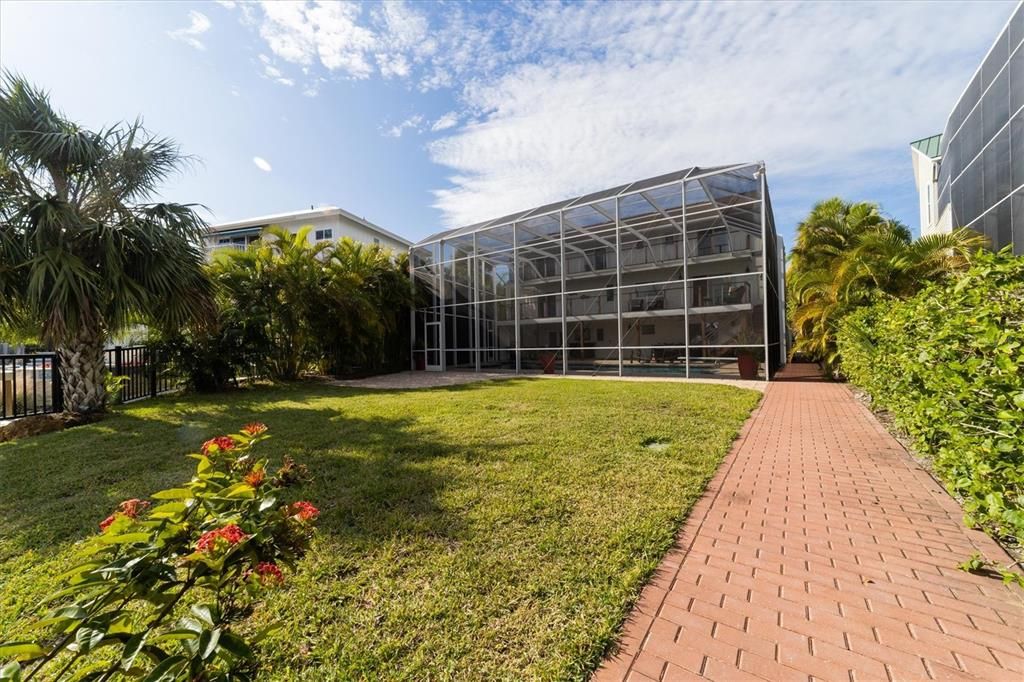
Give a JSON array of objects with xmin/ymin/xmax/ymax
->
[
  {"xmin": 148, "ymin": 347, "xmax": 158, "ymax": 398},
  {"xmin": 114, "ymin": 345, "xmax": 124, "ymax": 378},
  {"xmin": 52, "ymin": 354, "xmax": 64, "ymax": 413}
]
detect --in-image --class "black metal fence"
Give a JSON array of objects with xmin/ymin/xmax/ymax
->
[
  {"xmin": 104, "ymin": 346, "xmax": 177, "ymax": 402},
  {"xmin": 0, "ymin": 346, "xmax": 180, "ymax": 420},
  {"xmin": 0, "ymin": 353, "xmax": 60, "ymax": 419}
]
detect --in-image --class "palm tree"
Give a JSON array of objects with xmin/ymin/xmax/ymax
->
[
  {"xmin": 209, "ymin": 226, "xmax": 330, "ymax": 380},
  {"xmin": 320, "ymin": 238, "xmax": 411, "ymax": 373},
  {"xmin": 0, "ymin": 73, "xmax": 212, "ymax": 414},
  {"xmin": 788, "ymin": 198, "xmax": 986, "ymax": 372}
]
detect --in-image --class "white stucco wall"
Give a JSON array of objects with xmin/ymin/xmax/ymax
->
[
  {"xmin": 204, "ymin": 208, "xmax": 409, "ymax": 257},
  {"xmin": 911, "ymin": 149, "xmax": 947, "ymax": 238}
]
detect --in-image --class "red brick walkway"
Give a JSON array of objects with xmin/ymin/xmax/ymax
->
[{"xmin": 594, "ymin": 363, "xmax": 1023, "ymax": 682}]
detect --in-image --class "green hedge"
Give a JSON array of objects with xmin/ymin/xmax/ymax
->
[{"xmin": 837, "ymin": 251, "xmax": 1024, "ymax": 545}]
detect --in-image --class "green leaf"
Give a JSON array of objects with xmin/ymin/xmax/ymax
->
[
  {"xmin": 141, "ymin": 655, "xmax": 187, "ymax": 682},
  {"xmin": 218, "ymin": 482, "xmax": 255, "ymax": 499},
  {"xmin": 190, "ymin": 604, "xmax": 216, "ymax": 627},
  {"xmin": 98, "ymin": 532, "xmax": 151, "ymax": 545},
  {"xmin": 0, "ymin": 643, "xmax": 46, "ymax": 661},
  {"xmin": 216, "ymin": 632, "xmax": 254, "ymax": 661},
  {"xmin": 0, "ymin": 661, "xmax": 21, "ymax": 682},
  {"xmin": 74, "ymin": 626, "xmax": 105, "ymax": 654},
  {"xmin": 120, "ymin": 633, "xmax": 146, "ymax": 671},
  {"xmin": 55, "ymin": 560, "xmax": 104, "ymax": 583},
  {"xmin": 148, "ymin": 502, "xmax": 186, "ymax": 519},
  {"xmin": 150, "ymin": 630, "xmax": 199, "ymax": 644},
  {"xmin": 30, "ymin": 605, "xmax": 88, "ymax": 631},
  {"xmin": 151, "ymin": 488, "xmax": 192, "ymax": 500},
  {"xmin": 200, "ymin": 628, "xmax": 221, "ymax": 661}
]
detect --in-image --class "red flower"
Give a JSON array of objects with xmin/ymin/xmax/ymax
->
[
  {"xmin": 196, "ymin": 524, "xmax": 248, "ymax": 553},
  {"xmin": 99, "ymin": 498, "xmax": 151, "ymax": 531},
  {"xmin": 201, "ymin": 436, "xmax": 236, "ymax": 456},
  {"xmin": 241, "ymin": 422, "xmax": 268, "ymax": 436},
  {"xmin": 118, "ymin": 498, "xmax": 150, "ymax": 518},
  {"xmin": 254, "ymin": 561, "xmax": 284, "ymax": 585},
  {"xmin": 290, "ymin": 501, "xmax": 319, "ymax": 522},
  {"xmin": 244, "ymin": 468, "xmax": 265, "ymax": 488}
]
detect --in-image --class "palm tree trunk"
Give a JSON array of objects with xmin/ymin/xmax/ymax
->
[{"xmin": 57, "ymin": 323, "xmax": 107, "ymax": 415}]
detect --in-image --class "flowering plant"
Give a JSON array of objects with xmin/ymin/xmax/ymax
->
[{"xmin": 0, "ymin": 423, "xmax": 317, "ymax": 681}]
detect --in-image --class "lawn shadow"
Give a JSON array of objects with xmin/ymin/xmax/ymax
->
[{"xmin": 0, "ymin": 383, "xmax": 496, "ymax": 562}]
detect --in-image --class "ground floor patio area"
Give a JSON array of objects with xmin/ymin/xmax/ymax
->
[{"xmin": 328, "ymin": 370, "xmax": 766, "ymax": 392}]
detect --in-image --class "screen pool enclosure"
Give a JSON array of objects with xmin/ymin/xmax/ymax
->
[{"xmin": 409, "ymin": 163, "xmax": 786, "ymax": 380}]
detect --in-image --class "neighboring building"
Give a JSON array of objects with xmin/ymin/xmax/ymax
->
[
  {"xmin": 409, "ymin": 163, "xmax": 786, "ymax": 380},
  {"xmin": 913, "ymin": 2, "xmax": 1023, "ymax": 253},
  {"xmin": 910, "ymin": 134, "xmax": 946, "ymax": 237},
  {"xmin": 204, "ymin": 205, "xmax": 411, "ymax": 257}
]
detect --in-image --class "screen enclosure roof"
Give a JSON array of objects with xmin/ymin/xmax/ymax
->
[{"xmin": 413, "ymin": 163, "xmax": 763, "ymax": 247}]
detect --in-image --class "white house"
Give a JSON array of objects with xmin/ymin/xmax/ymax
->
[
  {"xmin": 909, "ymin": 134, "xmax": 949, "ymax": 238},
  {"xmin": 204, "ymin": 205, "xmax": 411, "ymax": 257}
]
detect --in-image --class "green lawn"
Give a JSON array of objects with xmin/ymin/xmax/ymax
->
[{"xmin": 0, "ymin": 378, "xmax": 759, "ymax": 680}]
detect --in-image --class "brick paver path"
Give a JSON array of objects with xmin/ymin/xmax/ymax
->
[{"xmin": 594, "ymin": 363, "xmax": 1023, "ymax": 682}]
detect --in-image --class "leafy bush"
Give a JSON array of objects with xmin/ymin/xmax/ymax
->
[
  {"xmin": 0, "ymin": 424, "xmax": 317, "ymax": 681},
  {"xmin": 154, "ymin": 320, "xmax": 259, "ymax": 393},
  {"xmin": 837, "ymin": 251, "xmax": 1024, "ymax": 545},
  {"xmin": 209, "ymin": 229, "xmax": 411, "ymax": 380}
]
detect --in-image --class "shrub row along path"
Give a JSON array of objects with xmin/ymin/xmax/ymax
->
[{"xmin": 594, "ymin": 362, "xmax": 1023, "ymax": 682}]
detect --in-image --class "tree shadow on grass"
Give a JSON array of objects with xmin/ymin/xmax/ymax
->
[{"xmin": 0, "ymin": 381, "xmax": 504, "ymax": 564}]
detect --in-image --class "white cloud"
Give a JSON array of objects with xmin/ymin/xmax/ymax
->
[
  {"xmin": 167, "ymin": 10, "xmax": 211, "ymax": 51},
  {"xmin": 383, "ymin": 115, "xmax": 424, "ymax": 139},
  {"xmin": 257, "ymin": 1, "xmax": 377, "ymax": 78},
  {"xmin": 258, "ymin": 53, "xmax": 295, "ymax": 87},
  {"xmin": 216, "ymin": 1, "xmax": 236, "ymax": 8},
  {"xmin": 228, "ymin": 1, "xmax": 1011, "ymax": 230},
  {"xmin": 430, "ymin": 112, "xmax": 459, "ymax": 132},
  {"xmin": 253, "ymin": 156, "xmax": 272, "ymax": 172},
  {"xmin": 423, "ymin": 2, "xmax": 1009, "ymax": 227}
]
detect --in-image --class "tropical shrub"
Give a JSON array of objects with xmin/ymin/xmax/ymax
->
[
  {"xmin": 154, "ymin": 315, "xmax": 259, "ymax": 393},
  {"xmin": 837, "ymin": 251, "xmax": 1024, "ymax": 546},
  {"xmin": 787, "ymin": 198, "xmax": 985, "ymax": 373},
  {"xmin": 209, "ymin": 230, "xmax": 411, "ymax": 380},
  {"xmin": 315, "ymin": 239, "xmax": 412, "ymax": 376},
  {"xmin": 0, "ymin": 423, "xmax": 318, "ymax": 681}
]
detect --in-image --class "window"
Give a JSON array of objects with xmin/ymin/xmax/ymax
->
[
  {"xmin": 374, "ymin": 237, "xmax": 381, "ymax": 245},
  {"xmin": 314, "ymin": 229, "xmax": 334, "ymax": 241},
  {"xmin": 596, "ymin": 328, "xmax": 605, "ymax": 342},
  {"xmin": 641, "ymin": 324, "xmax": 656, "ymax": 336}
]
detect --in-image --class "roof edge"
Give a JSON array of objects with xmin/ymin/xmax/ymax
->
[{"xmin": 207, "ymin": 206, "xmax": 411, "ymax": 246}]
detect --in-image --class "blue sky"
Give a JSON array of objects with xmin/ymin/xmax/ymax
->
[{"xmin": 0, "ymin": 1, "xmax": 1015, "ymax": 248}]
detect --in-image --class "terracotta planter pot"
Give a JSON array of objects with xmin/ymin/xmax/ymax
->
[
  {"xmin": 540, "ymin": 353, "xmax": 558, "ymax": 374},
  {"xmin": 737, "ymin": 353, "xmax": 760, "ymax": 380}
]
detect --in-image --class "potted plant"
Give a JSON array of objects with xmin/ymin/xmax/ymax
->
[
  {"xmin": 539, "ymin": 352, "xmax": 558, "ymax": 374},
  {"xmin": 733, "ymin": 328, "xmax": 761, "ymax": 380},
  {"xmin": 736, "ymin": 349, "xmax": 760, "ymax": 380}
]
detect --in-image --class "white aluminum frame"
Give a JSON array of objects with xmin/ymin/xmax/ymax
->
[{"xmin": 409, "ymin": 163, "xmax": 784, "ymax": 380}]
